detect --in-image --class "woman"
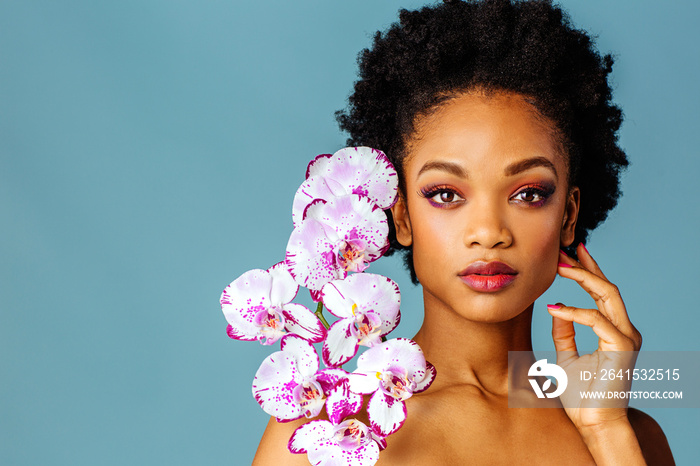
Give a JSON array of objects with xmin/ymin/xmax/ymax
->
[{"xmin": 254, "ymin": 0, "xmax": 674, "ymax": 463}]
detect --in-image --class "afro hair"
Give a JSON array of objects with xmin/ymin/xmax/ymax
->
[{"xmin": 337, "ymin": 0, "xmax": 628, "ymax": 283}]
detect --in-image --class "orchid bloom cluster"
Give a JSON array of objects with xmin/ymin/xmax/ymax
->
[{"xmin": 220, "ymin": 147, "xmax": 436, "ymax": 466}]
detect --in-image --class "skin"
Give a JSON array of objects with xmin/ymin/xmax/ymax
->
[{"xmin": 253, "ymin": 91, "xmax": 674, "ymax": 465}]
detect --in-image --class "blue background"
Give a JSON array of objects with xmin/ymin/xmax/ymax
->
[{"xmin": 2, "ymin": 0, "xmax": 698, "ymax": 464}]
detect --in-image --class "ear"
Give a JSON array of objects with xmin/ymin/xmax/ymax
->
[
  {"xmin": 560, "ymin": 186, "xmax": 580, "ymax": 247},
  {"xmin": 390, "ymin": 194, "xmax": 413, "ymax": 247}
]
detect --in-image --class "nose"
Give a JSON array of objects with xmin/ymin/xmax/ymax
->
[{"xmin": 462, "ymin": 201, "xmax": 513, "ymax": 249}]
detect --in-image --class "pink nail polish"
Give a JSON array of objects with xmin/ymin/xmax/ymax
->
[
  {"xmin": 559, "ymin": 249, "xmax": 568, "ymax": 257},
  {"xmin": 581, "ymin": 243, "xmax": 589, "ymax": 254},
  {"xmin": 547, "ymin": 304, "xmax": 562, "ymax": 310},
  {"xmin": 557, "ymin": 262, "xmax": 572, "ymax": 268}
]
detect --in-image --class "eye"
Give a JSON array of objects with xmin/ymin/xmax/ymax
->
[
  {"xmin": 513, "ymin": 189, "xmax": 543, "ymax": 203},
  {"xmin": 510, "ymin": 184, "xmax": 554, "ymax": 206},
  {"xmin": 436, "ymin": 191, "xmax": 456, "ymax": 203},
  {"xmin": 419, "ymin": 186, "xmax": 465, "ymax": 207}
]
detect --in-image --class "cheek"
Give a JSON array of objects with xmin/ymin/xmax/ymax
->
[
  {"xmin": 408, "ymin": 206, "xmax": 459, "ymax": 276},
  {"xmin": 518, "ymin": 209, "xmax": 564, "ymax": 281},
  {"xmin": 531, "ymin": 218, "xmax": 560, "ymax": 254}
]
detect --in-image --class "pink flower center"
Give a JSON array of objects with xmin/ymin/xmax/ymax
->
[
  {"xmin": 292, "ymin": 379, "xmax": 325, "ymax": 418},
  {"xmin": 378, "ymin": 367, "xmax": 416, "ymax": 401},
  {"xmin": 336, "ymin": 239, "xmax": 369, "ymax": 272},
  {"xmin": 332, "ymin": 419, "xmax": 370, "ymax": 450},
  {"xmin": 252, "ymin": 307, "xmax": 286, "ymax": 345},
  {"xmin": 349, "ymin": 306, "xmax": 382, "ymax": 346}
]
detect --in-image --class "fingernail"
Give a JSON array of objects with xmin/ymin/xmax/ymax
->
[
  {"xmin": 547, "ymin": 304, "xmax": 562, "ymax": 311},
  {"xmin": 558, "ymin": 262, "xmax": 572, "ymax": 268},
  {"xmin": 581, "ymin": 243, "xmax": 589, "ymax": 254},
  {"xmin": 559, "ymin": 249, "xmax": 568, "ymax": 257}
]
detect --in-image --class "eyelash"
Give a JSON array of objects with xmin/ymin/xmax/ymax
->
[
  {"xmin": 511, "ymin": 184, "xmax": 555, "ymax": 207},
  {"xmin": 418, "ymin": 185, "xmax": 464, "ymax": 208},
  {"xmin": 418, "ymin": 183, "xmax": 555, "ymax": 208}
]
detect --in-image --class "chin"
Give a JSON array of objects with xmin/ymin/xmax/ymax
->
[{"xmin": 462, "ymin": 300, "xmax": 534, "ymax": 324}]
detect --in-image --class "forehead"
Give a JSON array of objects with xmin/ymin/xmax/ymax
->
[{"xmin": 404, "ymin": 91, "xmax": 566, "ymax": 178}]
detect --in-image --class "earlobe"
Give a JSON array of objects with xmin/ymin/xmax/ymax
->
[
  {"xmin": 560, "ymin": 187, "xmax": 580, "ymax": 247},
  {"xmin": 390, "ymin": 195, "xmax": 413, "ymax": 247}
]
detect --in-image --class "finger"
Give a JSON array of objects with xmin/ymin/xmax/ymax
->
[
  {"xmin": 556, "ymin": 263, "xmax": 635, "ymax": 337},
  {"xmin": 547, "ymin": 304, "xmax": 638, "ymax": 352},
  {"xmin": 559, "ymin": 247, "xmax": 605, "ymax": 281},
  {"xmin": 576, "ymin": 243, "xmax": 608, "ymax": 280},
  {"xmin": 559, "ymin": 249, "xmax": 581, "ymax": 268},
  {"xmin": 549, "ymin": 308, "xmax": 579, "ymax": 365}
]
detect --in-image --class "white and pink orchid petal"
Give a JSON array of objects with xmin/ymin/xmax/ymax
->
[
  {"xmin": 341, "ymin": 437, "xmax": 380, "ymax": 466},
  {"xmin": 311, "ymin": 147, "xmax": 399, "ymax": 210},
  {"xmin": 292, "ymin": 176, "xmax": 336, "ymax": 228},
  {"xmin": 309, "ymin": 288, "xmax": 323, "ymax": 303},
  {"xmin": 355, "ymin": 338, "xmax": 427, "ymax": 378},
  {"xmin": 307, "ymin": 195, "xmax": 388, "ymax": 258},
  {"xmin": 291, "ymin": 419, "xmax": 380, "ymax": 466},
  {"xmin": 252, "ymin": 352, "xmax": 303, "ymax": 421},
  {"xmin": 305, "ymin": 153, "xmax": 333, "ymax": 180},
  {"xmin": 346, "ymin": 215, "xmax": 389, "ymax": 262},
  {"xmin": 370, "ymin": 432, "xmax": 387, "ymax": 451},
  {"xmin": 357, "ymin": 274, "xmax": 401, "ymax": 336},
  {"xmin": 303, "ymin": 439, "xmax": 341, "ymax": 466},
  {"xmin": 280, "ymin": 334, "xmax": 320, "ymax": 378},
  {"xmin": 326, "ymin": 381, "xmax": 364, "ymax": 425},
  {"xmin": 316, "ymin": 368, "xmax": 349, "ymax": 394},
  {"xmin": 267, "ymin": 262, "xmax": 299, "ymax": 306},
  {"xmin": 288, "ymin": 420, "xmax": 333, "ymax": 454},
  {"xmin": 347, "ymin": 371, "xmax": 380, "ymax": 395},
  {"xmin": 220, "ymin": 269, "xmax": 272, "ymax": 337},
  {"xmin": 282, "ymin": 303, "xmax": 327, "ymax": 343},
  {"xmin": 320, "ymin": 280, "xmax": 356, "ymax": 319},
  {"xmin": 367, "ymin": 391, "xmax": 407, "ymax": 437},
  {"xmin": 302, "ymin": 200, "xmax": 341, "ymax": 241},
  {"xmin": 322, "ymin": 319, "xmax": 359, "ymax": 368},
  {"xmin": 225, "ymin": 323, "xmax": 258, "ymax": 341},
  {"xmin": 413, "ymin": 361, "xmax": 437, "ymax": 394},
  {"xmin": 306, "ymin": 420, "xmax": 379, "ymax": 466},
  {"xmin": 286, "ymin": 219, "xmax": 344, "ymax": 290},
  {"xmin": 308, "ymin": 441, "xmax": 380, "ymax": 466},
  {"xmin": 324, "ymin": 274, "xmax": 401, "ymax": 335}
]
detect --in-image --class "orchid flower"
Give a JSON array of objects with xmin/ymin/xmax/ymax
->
[
  {"xmin": 220, "ymin": 262, "xmax": 326, "ymax": 345},
  {"xmin": 253, "ymin": 335, "xmax": 349, "ymax": 421},
  {"xmin": 348, "ymin": 339, "xmax": 436, "ymax": 437},
  {"xmin": 289, "ymin": 418, "xmax": 380, "ymax": 466},
  {"xmin": 292, "ymin": 147, "xmax": 398, "ymax": 228},
  {"xmin": 286, "ymin": 194, "xmax": 389, "ymax": 291},
  {"xmin": 320, "ymin": 273, "xmax": 401, "ymax": 367}
]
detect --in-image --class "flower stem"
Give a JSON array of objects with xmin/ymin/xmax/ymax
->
[{"xmin": 315, "ymin": 301, "xmax": 330, "ymax": 329}]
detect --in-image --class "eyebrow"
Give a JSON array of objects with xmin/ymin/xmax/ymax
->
[
  {"xmin": 504, "ymin": 156, "xmax": 558, "ymax": 179},
  {"xmin": 416, "ymin": 156, "xmax": 557, "ymax": 180},
  {"xmin": 417, "ymin": 161, "xmax": 467, "ymax": 178}
]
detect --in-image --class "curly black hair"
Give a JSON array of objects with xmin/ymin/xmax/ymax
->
[{"xmin": 336, "ymin": 0, "xmax": 628, "ymax": 284}]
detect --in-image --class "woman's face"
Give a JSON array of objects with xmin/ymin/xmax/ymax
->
[{"xmin": 391, "ymin": 91, "xmax": 579, "ymax": 322}]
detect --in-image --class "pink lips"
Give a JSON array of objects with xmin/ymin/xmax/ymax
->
[{"xmin": 459, "ymin": 261, "xmax": 518, "ymax": 292}]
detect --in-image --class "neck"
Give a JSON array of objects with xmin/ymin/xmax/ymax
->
[{"xmin": 412, "ymin": 290, "xmax": 535, "ymax": 396}]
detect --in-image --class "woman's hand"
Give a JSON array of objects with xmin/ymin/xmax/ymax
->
[{"xmin": 548, "ymin": 243, "xmax": 647, "ymax": 464}]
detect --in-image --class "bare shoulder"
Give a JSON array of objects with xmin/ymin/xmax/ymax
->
[
  {"xmin": 627, "ymin": 407, "xmax": 675, "ymax": 466},
  {"xmin": 252, "ymin": 417, "xmax": 311, "ymax": 466}
]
